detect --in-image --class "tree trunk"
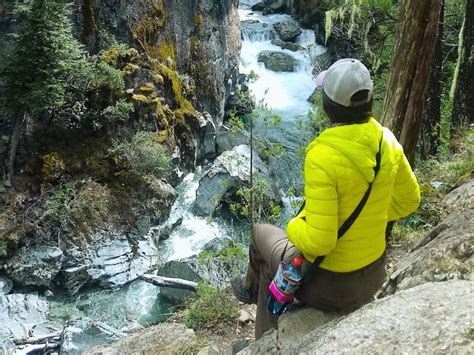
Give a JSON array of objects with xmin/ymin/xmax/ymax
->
[
  {"xmin": 451, "ymin": 0, "xmax": 474, "ymax": 130},
  {"xmin": 5, "ymin": 110, "xmax": 25, "ymax": 186},
  {"xmin": 421, "ymin": 1, "xmax": 444, "ymax": 158},
  {"xmin": 381, "ymin": 0, "xmax": 443, "ymax": 165}
]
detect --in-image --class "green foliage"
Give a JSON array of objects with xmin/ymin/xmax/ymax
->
[
  {"xmin": 178, "ymin": 337, "xmax": 210, "ymax": 355},
  {"xmin": 42, "ymin": 180, "xmax": 80, "ymax": 231},
  {"xmin": 2, "ymin": 0, "xmax": 85, "ymax": 115},
  {"xmin": 95, "ymin": 62, "xmax": 125, "ymax": 91},
  {"xmin": 102, "ymin": 99, "xmax": 134, "ymax": 121},
  {"xmin": 198, "ymin": 242, "xmax": 247, "ymax": 264},
  {"xmin": 184, "ymin": 283, "xmax": 239, "ymax": 330},
  {"xmin": 111, "ymin": 131, "xmax": 171, "ymax": 178}
]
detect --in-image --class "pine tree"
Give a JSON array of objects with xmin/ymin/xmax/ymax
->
[{"xmin": 2, "ymin": 0, "xmax": 84, "ymax": 184}]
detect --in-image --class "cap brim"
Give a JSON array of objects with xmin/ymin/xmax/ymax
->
[{"xmin": 315, "ymin": 71, "xmax": 326, "ymax": 88}]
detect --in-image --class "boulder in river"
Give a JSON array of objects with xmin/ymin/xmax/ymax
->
[
  {"xmin": 5, "ymin": 245, "xmax": 63, "ymax": 287},
  {"xmin": 251, "ymin": 2, "xmax": 265, "ymax": 11},
  {"xmin": 194, "ymin": 144, "xmax": 279, "ymax": 217},
  {"xmin": 271, "ymin": 39, "xmax": 304, "ymax": 52},
  {"xmin": 0, "ymin": 294, "xmax": 49, "ymax": 341},
  {"xmin": 241, "ymin": 20, "xmax": 277, "ymax": 41},
  {"xmin": 61, "ymin": 317, "xmax": 125, "ymax": 355},
  {"xmin": 268, "ymin": 0, "xmax": 287, "ymax": 13},
  {"xmin": 258, "ymin": 50, "xmax": 297, "ymax": 72},
  {"xmin": 274, "ymin": 20, "xmax": 302, "ymax": 42},
  {"xmin": 0, "ymin": 276, "xmax": 13, "ymax": 295}
]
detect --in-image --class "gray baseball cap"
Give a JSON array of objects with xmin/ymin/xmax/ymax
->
[{"xmin": 315, "ymin": 58, "xmax": 373, "ymax": 107}]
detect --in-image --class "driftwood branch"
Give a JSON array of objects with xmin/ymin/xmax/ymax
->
[
  {"xmin": 140, "ymin": 274, "xmax": 198, "ymax": 291},
  {"xmin": 14, "ymin": 331, "xmax": 62, "ymax": 345}
]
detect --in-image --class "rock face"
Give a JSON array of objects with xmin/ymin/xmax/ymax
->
[
  {"xmin": 258, "ymin": 50, "xmax": 297, "ymax": 72},
  {"xmin": 194, "ymin": 145, "xmax": 279, "ymax": 217},
  {"xmin": 60, "ymin": 233, "xmax": 158, "ymax": 295},
  {"xmin": 72, "ymin": 0, "xmax": 240, "ymax": 124},
  {"xmin": 0, "ymin": 294, "xmax": 49, "ymax": 341},
  {"xmin": 61, "ymin": 317, "xmax": 125, "ymax": 355},
  {"xmin": 5, "ymin": 245, "xmax": 63, "ymax": 287},
  {"xmin": 383, "ymin": 179, "xmax": 474, "ymax": 295},
  {"xmin": 85, "ymin": 323, "xmax": 195, "ymax": 355},
  {"xmin": 242, "ymin": 280, "xmax": 473, "ymax": 354},
  {"xmin": 274, "ymin": 20, "xmax": 302, "ymax": 42}
]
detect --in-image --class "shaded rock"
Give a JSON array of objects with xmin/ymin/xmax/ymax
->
[
  {"xmin": 5, "ymin": 245, "xmax": 63, "ymax": 287},
  {"xmin": 268, "ymin": 0, "xmax": 287, "ymax": 12},
  {"xmin": 241, "ymin": 20, "xmax": 277, "ymax": 41},
  {"xmin": 195, "ymin": 112, "xmax": 217, "ymax": 163},
  {"xmin": 271, "ymin": 39, "xmax": 304, "ymax": 52},
  {"xmin": 194, "ymin": 145, "xmax": 279, "ymax": 217},
  {"xmin": 150, "ymin": 217, "xmax": 183, "ymax": 244},
  {"xmin": 225, "ymin": 92, "xmax": 256, "ymax": 118},
  {"xmin": 0, "ymin": 294, "xmax": 49, "ymax": 341},
  {"xmin": 262, "ymin": 7, "xmax": 273, "ymax": 16},
  {"xmin": 383, "ymin": 179, "xmax": 474, "ymax": 295},
  {"xmin": 216, "ymin": 125, "xmax": 249, "ymax": 155},
  {"xmin": 274, "ymin": 20, "xmax": 302, "ymax": 42},
  {"xmin": 242, "ymin": 280, "xmax": 473, "ymax": 354},
  {"xmin": 307, "ymin": 88, "xmax": 319, "ymax": 104},
  {"xmin": 0, "ymin": 276, "xmax": 13, "ymax": 295},
  {"xmin": 258, "ymin": 50, "xmax": 297, "ymax": 72},
  {"xmin": 85, "ymin": 323, "xmax": 195, "ymax": 355},
  {"xmin": 61, "ymin": 317, "xmax": 125, "ymax": 355},
  {"xmin": 251, "ymin": 2, "xmax": 266, "ymax": 11},
  {"xmin": 158, "ymin": 239, "xmax": 246, "ymax": 304}
]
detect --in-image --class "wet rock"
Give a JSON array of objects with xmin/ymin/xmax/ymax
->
[
  {"xmin": 158, "ymin": 239, "xmax": 247, "ymax": 304},
  {"xmin": 195, "ymin": 112, "xmax": 217, "ymax": 163},
  {"xmin": 225, "ymin": 92, "xmax": 256, "ymax": 118},
  {"xmin": 0, "ymin": 276, "xmax": 13, "ymax": 295},
  {"xmin": 194, "ymin": 145, "xmax": 279, "ymax": 217},
  {"xmin": 271, "ymin": 39, "xmax": 304, "ymax": 52},
  {"xmin": 216, "ymin": 124, "xmax": 249, "ymax": 155},
  {"xmin": 61, "ymin": 317, "xmax": 125, "ymax": 355},
  {"xmin": 150, "ymin": 217, "xmax": 183, "ymax": 244},
  {"xmin": 251, "ymin": 2, "xmax": 266, "ymax": 11},
  {"xmin": 262, "ymin": 7, "xmax": 273, "ymax": 16},
  {"xmin": 258, "ymin": 50, "xmax": 297, "ymax": 72},
  {"xmin": 268, "ymin": 0, "xmax": 287, "ymax": 13},
  {"xmin": 0, "ymin": 294, "xmax": 49, "ymax": 341},
  {"xmin": 60, "ymin": 233, "xmax": 158, "ymax": 295},
  {"xmin": 85, "ymin": 323, "xmax": 195, "ymax": 355},
  {"xmin": 5, "ymin": 245, "xmax": 63, "ymax": 287},
  {"xmin": 383, "ymin": 180, "xmax": 474, "ymax": 295},
  {"xmin": 274, "ymin": 20, "xmax": 302, "ymax": 42},
  {"xmin": 242, "ymin": 280, "xmax": 473, "ymax": 354}
]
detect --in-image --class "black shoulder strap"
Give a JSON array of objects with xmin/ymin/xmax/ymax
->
[{"xmin": 304, "ymin": 134, "xmax": 383, "ymax": 274}]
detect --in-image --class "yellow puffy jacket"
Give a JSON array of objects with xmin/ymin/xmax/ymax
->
[{"xmin": 286, "ymin": 117, "xmax": 420, "ymax": 272}]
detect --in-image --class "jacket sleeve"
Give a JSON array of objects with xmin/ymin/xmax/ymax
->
[
  {"xmin": 387, "ymin": 152, "xmax": 421, "ymax": 221},
  {"xmin": 286, "ymin": 152, "xmax": 338, "ymax": 263}
]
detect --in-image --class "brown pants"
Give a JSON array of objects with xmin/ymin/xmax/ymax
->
[{"xmin": 244, "ymin": 224, "xmax": 386, "ymax": 339}]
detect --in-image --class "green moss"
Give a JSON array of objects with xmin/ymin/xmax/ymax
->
[
  {"xmin": 132, "ymin": 94, "xmax": 149, "ymax": 103},
  {"xmin": 41, "ymin": 153, "xmax": 66, "ymax": 182},
  {"xmin": 194, "ymin": 13, "xmax": 203, "ymax": 32},
  {"xmin": 190, "ymin": 36, "xmax": 199, "ymax": 57},
  {"xmin": 131, "ymin": 0, "xmax": 167, "ymax": 57},
  {"xmin": 138, "ymin": 83, "xmax": 156, "ymax": 93},
  {"xmin": 158, "ymin": 42, "xmax": 176, "ymax": 69}
]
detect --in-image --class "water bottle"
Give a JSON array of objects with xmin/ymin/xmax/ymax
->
[{"xmin": 266, "ymin": 255, "xmax": 304, "ymax": 316}]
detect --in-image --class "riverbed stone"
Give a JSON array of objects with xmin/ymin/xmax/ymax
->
[
  {"xmin": 0, "ymin": 294, "xmax": 49, "ymax": 341},
  {"xmin": 5, "ymin": 245, "xmax": 63, "ymax": 287},
  {"xmin": 271, "ymin": 39, "xmax": 304, "ymax": 52},
  {"xmin": 194, "ymin": 145, "xmax": 279, "ymax": 217},
  {"xmin": 61, "ymin": 317, "xmax": 125, "ymax": 355},
  {"xmin": 251, "ymin": 2, "xmax": 266, "ymax": 11},
  {"xmin": 241, "ymin": 20, "xmax": 277, "ymax": 41},
  {"xmin": 274, "ymin": 20, "xmax": 302, "ymax": 42},
  {"xmin": 0, "ymin": 276, "xmax": 13, "ymax": 295},
  {"xmin": 85, "ymin": 323, "xmax": 195, "ymax": 355},
  {"xmin": 258, "ymin": 50, "xmax": 297, "ymax": 72}
]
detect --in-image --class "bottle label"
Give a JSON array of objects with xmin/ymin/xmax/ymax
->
[
  {"xmin": 268, "ymin": 263, "xmax": 301, "ymax": 302},
  {"xmin": 269, "ymin": 279, "xmax": 293, "ymax": 303}
]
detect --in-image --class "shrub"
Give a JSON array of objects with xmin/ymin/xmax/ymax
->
[
  {"xmin": 111, "ymin": 131, "xmax": 171, "ymax": 178},
  {"xmin": 184, "ymin": 283, "xmax": 239, "ymax": 330},
  {"xmin": 102, "ymin": 99, "xmax": 134, "ymax": 121}
]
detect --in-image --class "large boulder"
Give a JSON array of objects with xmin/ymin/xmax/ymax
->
[
  {"xmin": 0, "ymin": 294, "xmax": 49, "ymax": 341},
  {"xmin": 273, "ymin": 20, "xmax": 302, "ymax": 42},
  {"xmin": 241, "ymin": 20, "xmax": 277, "ymax": 41},
  {"xmin": 61, "ymin": 317, "xmax": 125, "ymax": 355},
  {"xmin": 258, "ymin": 50, "xmax": 297, "ymax": 72},
  {"xmin": 251, "ymin": 2, "xmax": 266, "ymax": 11},
  {"xmin": 85, "ymin": 323, "xmax": 195, "ymax": 355},
  {"xmin": 157, "ymin": 238, "xmax": 247, "ymax": 304},
  {"xmin": 194, "ymin": 145, "xmax": 279, "ymax": 217},
  {"xmin": 5, "ymin": 245, "xmax": 63, "ymax": 288},
  {"xmin": 268, "ymin": 0, "xmax": 287, "ymax": 12},
  {"xmin": 0, "ymin": 276, "xmax": 13, "ymax": 296},
  {"xmin": 242, "ymin": 280, "xmax": 474, "ymax": 354},
  {"xmin": 383, "ymin": 179, "xmax": 474, "ymax": 295},
  {"xmin": 271, "ymin": 39, "xmax": 304, "ymax": 52}
]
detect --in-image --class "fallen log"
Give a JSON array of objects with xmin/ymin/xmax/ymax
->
[
  {"xmin": 140, "ymin": 274, "xmax": 198, "ymax": 291},
  {"xmin": 14, "ymin": 331, "xmax": 62, "ymax": 345}
]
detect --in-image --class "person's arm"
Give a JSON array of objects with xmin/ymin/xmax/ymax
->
[
  {"xmin": 387, "ymin": 153, "xmax": 420, "ymax": 221},
  {"xmin": 286, "ymin": 153, "xmax": 338, "ymax": 263}
]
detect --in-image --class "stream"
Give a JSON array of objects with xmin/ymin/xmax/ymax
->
[{"xmin": 48, "ymin": 0, "xmax": 326, "ymax": 343}]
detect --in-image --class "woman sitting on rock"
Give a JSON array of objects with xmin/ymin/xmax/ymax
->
[{"xmin": 232, "ymin": 59, "xmax": 420, "ymax": 339}]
